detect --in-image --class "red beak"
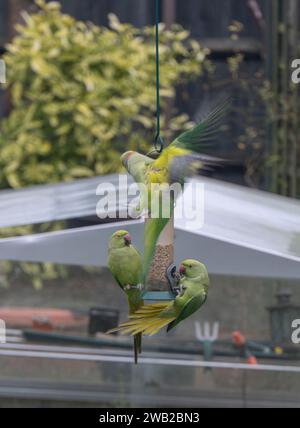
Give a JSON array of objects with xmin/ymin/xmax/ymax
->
[
  {"xmin": 124, "ymin": 234, "xmax": 131, "ymax": 246},
  {"xmin": 179, "ymin": 265, "xmax": 186, "ymax": 275}
]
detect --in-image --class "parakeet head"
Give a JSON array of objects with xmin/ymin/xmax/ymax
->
[
  {"xmin": 121, "ymin": 151, "xmax": 151, "ymax": 176},
  {"xmin": 109, "ymin": 230, "xmax": 132, "ymax": 250},
  {"xmin": 121, "ymin": 151, "xmax": 135, "ymax": 169},
  {"xmin": 179, "ymin": 259, "xmax": 208, "ymax": 279}
]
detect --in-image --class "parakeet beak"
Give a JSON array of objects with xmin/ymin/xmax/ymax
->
[
  {"xmin": 179, "ymin": 265, "xmax": 186, "ymax": 275},
  {"xmin": 124, "ymin": 234, "xmax": 132, "ymax": 246},
  {"xmin": 122, "ymin": 157, "xmax": 129, "ymax": 169},
  {"xmin": 121, "ymin": 152, "xmax": 133, "ymax": 169}
]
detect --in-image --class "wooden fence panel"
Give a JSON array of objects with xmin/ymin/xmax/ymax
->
[
  {"xmin": 176, "ymin": 0, "xmax": 267, "ymax": 38},
  {"xmin": 0, "ymin": 0, "xmax": 8, "ymax": 45},
  {"xmin": 60, "ymin": 0, "xmax": 151, "ymax": 27}
]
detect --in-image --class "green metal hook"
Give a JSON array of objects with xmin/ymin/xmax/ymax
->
[{"xmin": 153, "ymin": 0, "xmax": 164, "ymax": 154}]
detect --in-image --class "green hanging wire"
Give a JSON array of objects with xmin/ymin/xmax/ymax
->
[{"xmin": 154, "ymin": 0, "xmax": 164, "ymax": 153}]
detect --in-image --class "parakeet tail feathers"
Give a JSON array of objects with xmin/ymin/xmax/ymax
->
[
  {"xmin": 107, "ymin": 303, "xmax": 175, "ymax": 336},
  {"xmin": 169, "ymin": 153, "xmax": 226, "ymax": 184},
  {"xmin": 130, "ymin": 302, "xmax": 169, "ymax": 316}
]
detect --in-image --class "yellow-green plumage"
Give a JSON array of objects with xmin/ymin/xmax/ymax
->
[
  {"xmin": 108, "ymin": 230, "xmax": 143, "ymax": 363},
  {"xmin": 121, "ymin": 99, "xmax": 229, "ymax": 282},
  {"xmin": 109, "ymin": 260, "xmax": 209, "ymax": 337}
]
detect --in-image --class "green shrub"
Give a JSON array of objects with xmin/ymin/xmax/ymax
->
[
  {"xmin": 0, "ymin": 0, "xmax": 208, "ymax": 189},
  {"xmin": 0, "ymin": 0, "xmax": 208, "ymax": 287}
]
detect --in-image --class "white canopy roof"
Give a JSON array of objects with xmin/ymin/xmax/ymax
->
[{"xmin": 0, "ymin": 175, "xmax": 299, "ymax": 279}]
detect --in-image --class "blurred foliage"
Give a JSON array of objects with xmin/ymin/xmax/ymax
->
[
  {"xmin": 195, "ymin": 20, "xmax": 269, "ymax": 188},
  {"xmin": 0, "ymin": 0, "xmax": 208, "ymax": 189},
  {"xmin": 0, "ymin": 0, "xmax": 209, "ymax": 287},
  {"xmin": 224, "ymin": 20, "xmax": 300, "ymax": 193}
]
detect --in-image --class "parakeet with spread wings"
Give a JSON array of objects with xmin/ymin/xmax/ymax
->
[{"xmin": 121, "ymin": 99, "xmax": 230, "ymax": 282}]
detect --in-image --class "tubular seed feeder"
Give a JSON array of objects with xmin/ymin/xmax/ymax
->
[{"xmin": 143, "ymin": 217, "xmax": 177, "ymax": 301}]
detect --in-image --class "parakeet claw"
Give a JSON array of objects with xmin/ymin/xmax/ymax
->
[
  {"xmin": 179, "ymin": 284, "xmax": 187, "ymax": 296},
  {"xmin": 173, "ymin": 272, "xmax": 181, "ymax": 283},
  {"xmin": 172, "ymin": 271, "xmax": 182, "ymax": 296}
]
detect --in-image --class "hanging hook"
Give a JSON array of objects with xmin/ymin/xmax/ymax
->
[{"xmin": 154, "ymin": 134, "xmax": 164, "ymax": 154}]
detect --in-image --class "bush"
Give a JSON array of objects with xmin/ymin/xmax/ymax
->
[
  {"xmin": 0, "ymin": 0, "xmax": 208, "ymax": 189},
  {"xmin": 0, "ymin": 0, "xmax": 208, "ymax": 287}
]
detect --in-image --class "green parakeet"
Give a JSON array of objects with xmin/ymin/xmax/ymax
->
[
  {"xmin": 121, "ymin": 99, "xmax": 229, "ymax": 281},
  {"xmin": 109, "ymin": 259, "xmax": 209, "ymax": 337},
  {"xmin": 108, "ymin": 230, "xmax": 143, "ymax": 363}
]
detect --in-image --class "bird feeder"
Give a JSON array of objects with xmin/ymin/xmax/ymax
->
[{"xmin": 142, "ymin": 216, "xmax": 177, "ymax": 301}]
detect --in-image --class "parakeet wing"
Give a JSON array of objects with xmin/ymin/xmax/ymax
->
[
  {"xmin": 149, "ymin": 98, "xmax": 230, "ymax": 185},
  {"xmin": 167, "ymin": 292, "xmax": 207, "ymax": 332},
  {"xmin": 108, "ymin": 246, "xmax": 142, "ymax": 289},
  {"xmin": 108, "ymin": 258, "xmax": 124, "ymax": 290},
  {"xmin": 171, "ymin": 98, "xmax": 230, "ymax": 152},
  {"xmin": 169, "ymin": 152, "xmax": 224, "ymax": 185},
  {"xmin": 141, "ymin": 99, "xmax": 229, "ymax": 284}
]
